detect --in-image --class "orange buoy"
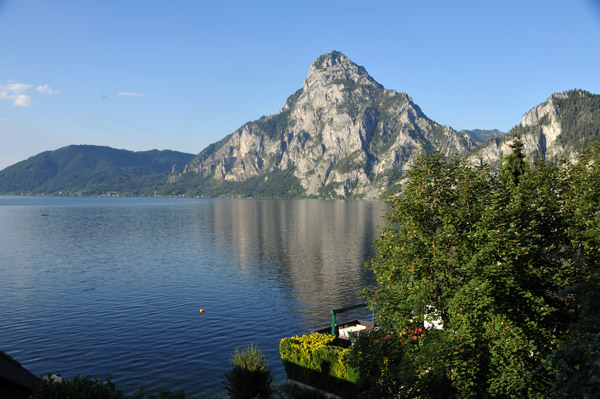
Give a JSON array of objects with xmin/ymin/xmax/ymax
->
[{"xmin": 199, "ymin": 308, "xmax": 205, "ymax": 313}]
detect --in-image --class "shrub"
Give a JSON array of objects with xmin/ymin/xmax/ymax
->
[
  {"xmin": 30, "ymin": 375, "xmax": 127, "ymax": 399},
  {"xmin": 131, "ymin": 386, "xmax": 187, "ymax": 399},
  {"xmin": 223, "ymin": 344, "xmax": 273, "ymax": 399},
  {"xmin": 30, "ymin": 376, "xmax": 187, "ymax": 399},
  {"xmin": 279, "ymin": 333, "xmax": 360, "ymax": 397}
]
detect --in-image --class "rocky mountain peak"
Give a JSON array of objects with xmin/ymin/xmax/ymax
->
[
  {"xmin": 471, "ymin": 89, "xmax": 599, "ymax": 166},
  {"xmin": 171, "ymin": 50, "xmax": 478, "ymax": 199},
  {"xmin": 522, "ymin": 93, "xmax": 560, "ymax": 127},
  {"xmin": 312, "ymin": 50, "xmax": 350, "ymax": 69},
  {"xmin": 518, "ymin": 91, "xmax": 576, "ymax": 159},
  {"xmin": 304, "ymin": 50, "xmax": 382, "ymax": 92},
  {"xmin": 169, "ymin": 52, "xmax": 529, "ymax": 198},
  {"xmin": 521, "ymin": 90, "xmax": 584, "ymax": 127}
]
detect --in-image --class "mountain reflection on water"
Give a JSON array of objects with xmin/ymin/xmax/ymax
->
[
  {"xmin": 0, "ymin": 197, "xmax": 387, "ymax": 397},
  {"xmin": 208, "ymin": 199, "xmax": 386, "ymax": 322}
]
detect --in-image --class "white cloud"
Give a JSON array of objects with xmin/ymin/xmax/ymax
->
[
  {"xmin": 13, "ymin": 94, "xmax": 33, "ymax": 107},
  {"xmin": 4, "ymin": 82, "xmax": 32, "ymax": 93},
  {"xmin": 0, "ymin": 81, "xmax": 55, "ymax": 107},
  {"xmin": 118, "ymin": 91, "xmax": 142, "ymax": 97},
  {"xmin": 36, "ymin": 84, "xmax": 55, "ymax": 94}
]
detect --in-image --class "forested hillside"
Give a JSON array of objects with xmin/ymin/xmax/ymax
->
[{"xmin": 0, "ymin": 145, "xmax": 194, "ymax": 195}]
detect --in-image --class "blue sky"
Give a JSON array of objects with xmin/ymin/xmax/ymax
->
[{"xmin": 1, "ymin": 0, "xmax": 599, "ymax": 170}]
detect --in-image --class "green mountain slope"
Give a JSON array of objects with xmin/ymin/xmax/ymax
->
[{"xmin": 0, "ymin": 145, "xmax": 195, "ymax": 195}]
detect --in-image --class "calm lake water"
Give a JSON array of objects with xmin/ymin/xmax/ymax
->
[{"xmin": 0, "ymin": 196, "xmax": 387, "ymax": 397}]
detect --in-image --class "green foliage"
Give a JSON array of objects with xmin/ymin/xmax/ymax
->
[
  {"xmin": 285, "ymin": 88, "xmax": 304, "ymax": 109},
  {"xmin": 30, "ymin": 375, "xmax": 187, "ymax": 399},
  {"xmin": 334, "ymin": 150, "xmax": 362, "ymax": 174},
  {"xmin": 460, "ymin": 129, "xmax": 506, "ymax": 145},
  {"xmin": 0, "ymin": 145, "xmax": 195, "ymax": 195},
  {"xmin": 364, "ymin": 138, "xmax": 600, "ymax": 398},
  {"xmin": 279, "ymin": 333, "xmax": 360, "ymax": 397},
  {"xmin": 30, "ymin": 375, "xmax": 127, "ymax": 399},
  {"xmin": 196, "ymin": 133, "xmax": 234, "ymax": 159},
  {"xmin": 499, "ymin": 90, "xmax": 600, "ymax": 164},
  {"xmin": 546, "ymin": 332, "xmax": 600, "ymax": 399},
  {"xmin": 561, "ymin": 141, "xmax": 600, "ymax": 268},
  {"xmin": 317, "ymin": 181, "xmax": 343, "ymax": 199},
  {"xmin": 255, "ymin": 109, "xmax": 293, "ymax": 140},
  {"xmin": 546, "ymin": 140, "xmax": 600, "ymax": 398},
  {"xmin": 130, "ymin": 386, "xmax": 186, "ymax": 399},
  {"xmin": 164, "ymin": 167, "xmax": 306, "ymax": 198},
  {"xmin": 555, "ymin": 90, "xmax": 600, "ymax": 150},
  {"xmin": 348, "ymin": 328, "xmax": 452, "ymax": 398},
  {"xmin": 223, "ymin": 344, "xmax": 273, "ymax": 399}
]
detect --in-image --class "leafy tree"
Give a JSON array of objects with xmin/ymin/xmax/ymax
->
[
  {"xmin": 363, "ymin": 138, "xmax": 596, "ymax": 398},
  {"xmin": 348, "ymin": 327, "xmax": 452, "ymax": 398},
  {"xmin": 548, "ymin": 141, "xmax": 600, "ymax": 398}
]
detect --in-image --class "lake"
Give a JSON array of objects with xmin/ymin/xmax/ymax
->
[{"xmin": 0, "ymin": 196, "xmax": 387, "ymax": 397}]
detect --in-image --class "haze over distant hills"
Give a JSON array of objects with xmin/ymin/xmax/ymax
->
[{"xmin": 1, "ymin": 51, "xmax": 599, "ymax": 198}]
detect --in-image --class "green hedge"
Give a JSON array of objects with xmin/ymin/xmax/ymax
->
[{"xmin": 279, "ymin": 333, "xmax": 361, "ymax": 397}]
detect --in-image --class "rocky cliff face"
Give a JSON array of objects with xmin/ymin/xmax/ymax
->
[
  {"xmin": 170, "ymin": 51, "xmax": 476, "ymax": 198},
  {"xmin": 169, "ymin": 54, "xmax": 599, "ymax": 198},
  {"xmin": 471, "ymin": 90, "xmax": 599, "ymax": 165}
]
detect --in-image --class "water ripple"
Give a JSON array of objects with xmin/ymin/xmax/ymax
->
[{"xmin": 0, "ymin": 197, "xmax": 386, "ymax": 396}]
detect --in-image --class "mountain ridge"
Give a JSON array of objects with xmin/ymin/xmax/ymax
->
[
  {"xmin": 1, "ymin": 52, "xmax": 599, "ymax": 198},
  {"xmin": 0, "ymin": 145, "xmax": 195, "ymax": 195},
  {"xmin": 471, "ymin": 89, "xmax": 600, "ymax": 166},
  {"xmin": 168, "ymin": 50, "xmax": 478, "ymax": 198}
]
